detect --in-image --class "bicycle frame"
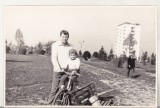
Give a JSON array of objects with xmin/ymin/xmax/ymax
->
[
  {"xmin": 66, "ymin": 74, "xmax": 73, "ymax": 91},
  {"xmin": 52, "ymin": 71, "xmax": 80, "ymax": 105},
  {"xmin": 65, "ymin": 71, "xmax": 81, "ymax": 91}
]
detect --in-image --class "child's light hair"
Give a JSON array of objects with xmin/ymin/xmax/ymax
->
[{"xmin": 69, "ymin": 49, "xmax": 78, "ymax": 56}]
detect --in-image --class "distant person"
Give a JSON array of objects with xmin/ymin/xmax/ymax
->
[
  {"xmin": 118, "ymin": 53, "xmax": 126, "ymax": 68},
  {"xmin": 151, "ymin": 53, "xmax": 155, "ymax": 65},
  {"xmin": 142, "ymin": 52, "xmax": 147, "ymax": 66},
  {"xmin": 127, "ymin": 52, "xmax": 136, "ymax": 77},
  {"xmin": 59, "ymin": 49, "xmax": 80, "ymax": 89},
  {"xmin": 118, "ymin": 54, "xmax": 123, "ymax": 68},
  {"xmin": 39, "ymin": 30, "xmax": 73, "ymax": 104},
  {"xmin": 138, "ymin": 56, "xmax": 141, "ymax": 63}
]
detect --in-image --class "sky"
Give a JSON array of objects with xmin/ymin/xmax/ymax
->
[{"xmin": 4, "ymin": 6, "xmax": 156, "ymax": 56}]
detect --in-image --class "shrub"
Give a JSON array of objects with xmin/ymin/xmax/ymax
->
[
  {"xmin": 147, "ymin": 57, "xmax": 150, "ymax": 62},
  {"xmin": 34, "ymin": 49, "xmax": 46, "ymax": 55},
  {"xmin": 83, "ymin": 51, "xmax": 91, "ymax": 60},
  {"xmin": 44, "ymin": 41, "xmax": 55, "ymax": 55},
  {"xmin": 108, "ymin": 48, "xmax": 114, "ymax": 61},
  {"xmin": 111, "ymin": 58, "xmax": 120, "ymax": 66},
  {"xmin": 27, "ymin": 46, "xmax": 33, "ymax": 54},
  {"xmin": 40, "ymin": 49, "xmax": 46, "ymax": 55},
  {"xmin": 6, "ymin": 46, "xmax": 10, "ymax": 53},
  {"xmin": 28, "ymin": 51, "xmax": 33, "ymax": 54},
  {"xmin": 18, "ymin": 46, "xmax": 27, "ymax": 55},
  {"xmin": 92, "ymin": 52, "xmax": 98, "ymax": 58},
  {"xmin": 98, "ymin": 46, "xmax": 107, "ymax": 61}
]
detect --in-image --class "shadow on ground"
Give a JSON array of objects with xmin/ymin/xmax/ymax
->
[{"xmin": 131, "ymin": 75, "xmax": 141, "ymax": 78}]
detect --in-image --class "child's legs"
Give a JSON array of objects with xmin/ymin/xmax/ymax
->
[
  {"xmin": 72, "ymin": 75, "xmax": 79, "ymax": 85},
  {"xmin": 59, "ymin": 74, "xmax": 68, "ymax": 87}
]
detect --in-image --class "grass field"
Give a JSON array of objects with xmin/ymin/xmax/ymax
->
[{"xmin": 6, "ymin": 54, "xmax": 156, "ymax": 106}]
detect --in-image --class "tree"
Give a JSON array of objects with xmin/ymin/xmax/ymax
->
[
  {"xmin": 147, "ymin": 57, "xmax": 150, "ymax": 62},
  {"xmin": 28, "ymin": 46, "xmax": 34, "ymax": 54},
  {"xmin": 79, "ymin": 50, "xmax": 82, "ymax": 56},
  {"xmin": 35, "ymin": 42, "xmax": 44, "ymax": 54},
  {"xmin": 123, "ymin": 33, "xmax": 137, "ymax": 55},
  {"xmin": 98, "ymin": 46, "xmax": 107, "ymax": 61},
  {"xmin": 92, "ymin": 52, "xmax": 99, "ymax": 58},
  {"xmin": 15, "ymin": 29, "xmax": 27, "ymax": 54},
  {"xmin": 44, "ymin": 41, "xmax": 55, "ymax": 55},
  {"xmin": 6, "ymin": 45, "xmax": 10, "ymax": 53},
  {"xmin": 37, "ymin": 42, "xmax": 43, "ymax": 50},
  {"xmin": 18, "ymin": 46, "xmax": 27, "ymax": 55},
  {"xmin": 9, "ymin": 44, "xmax": 17, "ymax": 54},
  {"xmin": 98, "ymin": 46, "xmax": 104, "ymax": 60},
  {"xmin": 108, "ymin": 48, "xmax": 114, "ymax": 61},
  {"xmin": 142, "ymin": 52, "xmax": 148, "ymax": 66},
  {"xmin": 15, "ymin": 29, "xmax": 25, "ymax": 47},
  {"xmin": 83, "ymin": 51, "xmax": 91, "ymax": 60},
  {"xmin": 6, "ymin": 40, "xmax": 10, "ymax": 53}
]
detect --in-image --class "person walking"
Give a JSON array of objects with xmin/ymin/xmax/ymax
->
[{"xmin": 127, "ymin": 51, "xmax": 136, "ymax": 77}]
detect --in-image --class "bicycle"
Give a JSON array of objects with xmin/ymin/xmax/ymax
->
[
  {"xmin": 52, "ymin": 71, "xmax": 116, "ymax": 106},
  {"xmin": 52, "ymin": 71, "xmax": 81, "ymax": 105}
]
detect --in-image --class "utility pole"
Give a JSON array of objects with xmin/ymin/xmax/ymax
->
[{"xmin": 79, "ymin": 41, "xmax": 84, "ymax": 52}]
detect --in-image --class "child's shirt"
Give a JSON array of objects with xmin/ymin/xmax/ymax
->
[{"xmin": 65, "ymin": 58, "xmax": 80, "ymax": 70}]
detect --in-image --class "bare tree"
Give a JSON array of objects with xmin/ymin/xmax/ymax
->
[
  {"xmin": 123, "ymin": 33, "xmax": 137, "ymax": 54},
  {"xmin": 44, "ymin": 41, "xmax": 55, "ymax": 55},
  {"xmin": 15, "ymin": 29, "xmax": 27, "ymax": 54},
  {"xmin": 15, "ymin": 29, "xmax": 25, "ymax": 47}
]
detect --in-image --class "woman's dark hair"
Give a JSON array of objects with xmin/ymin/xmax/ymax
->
[{"xmin": 60, "ymin": 30, "xmax": 69, "ymax": 37}]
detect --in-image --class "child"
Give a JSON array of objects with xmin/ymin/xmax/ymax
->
[{"xmin": 59, "ymin": 49, "xmax": 80, "ymax": 89}]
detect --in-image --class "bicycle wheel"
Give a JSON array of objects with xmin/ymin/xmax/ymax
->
[
  {"xmin": 105, "ymin": 98, "xmax": 115, "ymax": 106},
  {"xmin": 52, "ymin": 90, "xmax": 71, "ymax": 105}
]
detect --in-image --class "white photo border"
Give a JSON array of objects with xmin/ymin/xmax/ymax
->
[{"xmin": 0, "ymin": 0, "xmax": 159, "ymax": 108}]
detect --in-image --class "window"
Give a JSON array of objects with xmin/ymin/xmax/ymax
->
[{"xmin": 131, "ymin": 27, "xmax": 135, "ymax": 32}]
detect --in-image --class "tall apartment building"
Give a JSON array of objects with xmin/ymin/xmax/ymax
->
[{"xmin": 115, "ymin": 22, "xmax": 141, "ymax": 58}]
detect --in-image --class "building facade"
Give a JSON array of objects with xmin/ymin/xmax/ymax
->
[{"xmin": 114, "ymin": 22, "xmax": 141, "ymax": 58}]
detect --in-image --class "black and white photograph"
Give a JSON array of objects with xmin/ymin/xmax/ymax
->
[{"xmin": 5, "ymin": 6, "xmax": 157, "ymax": 106}]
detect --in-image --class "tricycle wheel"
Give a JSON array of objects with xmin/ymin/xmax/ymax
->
[{"xmin": 52, "ymin": 90, "xmax": 71, "ymax": 105}]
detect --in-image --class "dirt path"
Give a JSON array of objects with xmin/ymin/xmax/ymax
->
[{"xmin": 81, "ymin": 63, "xmax": 156, "ymax": 106}]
